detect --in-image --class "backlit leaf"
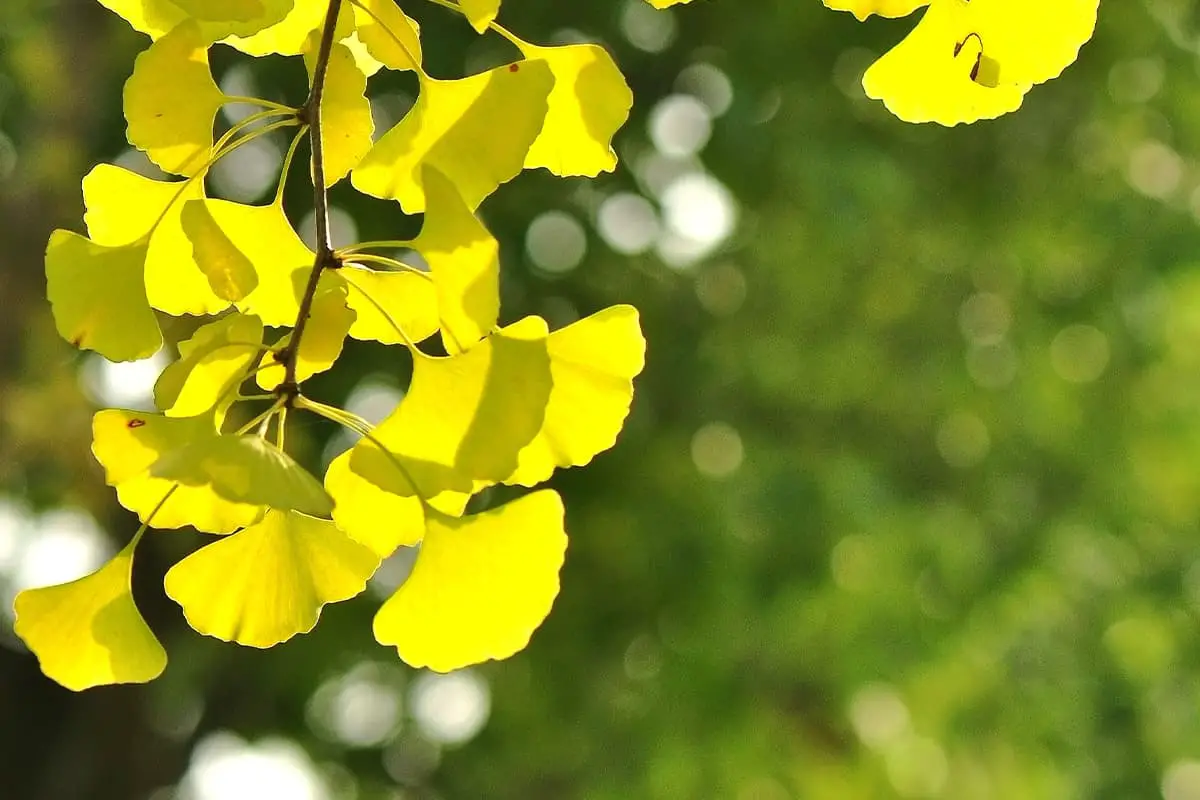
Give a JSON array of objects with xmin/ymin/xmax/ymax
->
[
  {"xmin": 92, "ymin": 410, "xmax": 261, "ymax": 534},
  {"xmin": 506, "ymin": 306, "xmax": 646, "ymax": 487},
  {"xmin": 181, "ymin": 199, "xmax": 260, "ymax": 302},
  {"xmin": 822, "ymin": 0, "xmax": 928, "ymax": 20},
  {"xmin": 165, "ymin": 510, "xmax": 378, "ymax": 648},
  {"xmin": 339, "ymin": 264, "xmax": 441, "ymax": 346},
  {"xmin": 13, "ymin": 545, "xmax": 167, "ymax": 692},
  {"xmin": 82, "ymin": 164, "xmax": 227, "ymax": 316},
  {"xmin": 257, "ymin": 284, "xmax": 356, "ymax": 389},
  {"xmin": 373, "ymin": 490, "xmax": 567, "ymax": 672},
  {"xmin": 413, "ymin": 168, "xmax": 499, "ymax": 353},
  {"xmin": 518, "ymin": 42, "xmax": 633, "ymax": 177},
  {"xmin": 154, "ymin": 314, "xmax": 265, "ymax": 417},
  {"xmin": 45, "ymin": 231, "xmax": 162, "ymax": 362},
  {"xmin": 352, "ymin": 60, "xmax": 554, "ymax": 213},
  {"xmin": 325, "ymin": 447, "xmax": 427, "ymax": 558},
  {"xmin": 171, "ymin": 0, "xmax": 296, "ymax": 39},
  {"xmin": 352, "ymin": 0, "xmax": 422, "ymax": 71},
  {"xmin": 304, "ymin": 40, "xmax": 374, "ymax": 185},
  {"xmin": 226, "ymin": 0, "xmax": 353, "ymax": 57},
  {"xmin": 123, "ymin": 22, "xmax": 226, "ymax": 176},
  {"xmin": 460, "ymin": 0, "xmax": 501, "ymax": 33}
]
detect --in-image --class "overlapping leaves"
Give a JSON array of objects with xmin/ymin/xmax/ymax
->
[{"xmin": 22, "ymin": 0, "xmax": 654, "ymax": 691}]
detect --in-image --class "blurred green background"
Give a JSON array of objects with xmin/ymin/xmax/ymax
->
[{"xmin": 3, "ymin": 0, "xmax": 1200, "ymax": 798}]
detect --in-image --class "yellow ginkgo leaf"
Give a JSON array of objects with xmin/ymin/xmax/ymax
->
[
  {"xmin": 45, "ymin": 231, "xmax": 162, "ymax": 362},
  {"xmin": 257, "ymin": 284, "xmax": 356, "ymax": 389},
  {"xmin": 92, "ymin": 410, "xmax": 262, "ymax": 534},
  {"xmin": 324, "ymin": 447, "xmax": 427, "ymax": 558},
  {"xmin": 412, "ymin": 168, "xmax": 499, "ymax": 353},
  {"xmin": 358, "ymin": 318, "xmax": 553, "ymax": 501},
  {"xmin": 154, "ymin": 314, "xmax": 265, "ymax": 417},
  {"xmin": 225, "ymin": 0, "xmax": 353, "ymax": 57},
  {"xmin": 964, "ymin": 0, "xmax": 1099, "ymax": 87},
  {"xmin": 95, "ymin": 0, "xmax": 185, "ymax": 38},
  {"xmin": 822, "ymin": 0, "xmax": 929, "ymax": 20},
  {"xmin": 352, "ymin": 0, "xmax": 422, "ymax": 71},
  {"xmin": 647, "ymin": 0, "xmax": 694, "ymax": 7},
  {"xmin": 82, "ymin": 164, "xmax": 227, "ymax": 317},
  {"xmin": 155, "ymin": 433, "xmax": 335, "ymax": 518},
  {"xmin": 124, "ymin": 22, "xmax": 226, "ymax": 176},
  {"xmin": 352, "ymin": 60, "xmax": 554, "ymax": 213},
  {"xmin": 518, "ymin": 42, "xmax": 633, "ymax": 177},
  {"xmin": 13, "ymin": 544, "xmax": 167, "ymax": 692},
  {"xmin": 507, "ymin": 306, "xmax": 646, "ymax": 487},
  {"xmin": 194, "ymin": 199, "xmax": 315, "ymax": 326},
  {"xmin": 303, "ymin": 40, "xmax": 374, "ymax": 185},
  {"xmin": 460, "ymin": 0, "xmax": 501, "ymax": 33},
  {"xmin": 165, "ymin": 510, "xmax": 379, "ymax": 648},
  {"xmin": 862, "ymin": 0, "xmax": 1026, "ymax": 126},
  {"xmin": 181, "ymin": 199, "xmax": 260, "ymax": 302},
  {"xmin": 373, "ymin": 490, "xmax": 567, "ymax": 672},
  {"xmin": 339, "ymin": 264, "xmax": 441, "ymax": 346},
  {"xmin": 171, "ymin": 0, "xmax": 296, "ymax": 39}
]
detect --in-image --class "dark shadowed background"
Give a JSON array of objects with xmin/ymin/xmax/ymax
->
[{"xmin": 3, "ymin": 1, "xmax": 1200, "ymax": 798}]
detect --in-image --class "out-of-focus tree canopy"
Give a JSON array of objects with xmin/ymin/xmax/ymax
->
[{"xmin": 3, "ymin": 1, "xmax": 1200, "ymax": 798}]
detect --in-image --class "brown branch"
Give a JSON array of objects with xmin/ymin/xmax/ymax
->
[{"xmin": 277, "ymin": 0, "xmax": 344, "ymax": 403}]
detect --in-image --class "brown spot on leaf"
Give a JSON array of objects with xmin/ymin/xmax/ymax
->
[
  {"xmin": 127, "ymin": 419, "xmax": 147, "ymax": 429},
  {"xmin": 509, "ymin": 63, "xmax": 520, "ymax": 73}
]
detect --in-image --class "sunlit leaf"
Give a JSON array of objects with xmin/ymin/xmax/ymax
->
[
  {"xmin": 170, "ymin": 0, "xmax": 296, "ymax": 39},
  {"xmin": 123, "ymin": 22, "xmax": 226, "ymax": 176},
  {"xmin": 460, "ymin": 0, "xmax": 501, "ymax": 33},
  {"xmin": 13, "ymin": 545, "xmax": 166, "ymax": 692},
  {"xmin": 82, "ymin": 164, "xmax": 227, "ymax": 316},
  {"xmin": 518, "ymin": 42, "xmax": 633, "ymax": 177},
  {"xmin": 165, "ymin": 510, "xmax": 378, "ymax": 648},
  {"xmin": 373, "ymin": 490, "xmax": 567, "ymax": 672},
  {"xmin": 181, "ymin": 199, "xmax": 260, "ymax": 302},
  {"xmin": 225, "ymin": 0, "xmax": 353, "ymax": 56},
  {"xmin": 339, "ymin": 264, "xmax": 440, "ymax": 346},
  {"xmin": 506, "ymin": 306, "xmax": 646, "ymax": 487},
  {"xmin": 357, "ymin": 318, "xmax": 552, "ymax": 501},
  {"xmin": 352, "ymin": 0, "xmax": 422, "ymax": 71},
  {"xmin": 352, "ymin": 61, "xmax": 554, "ymax": 213},
  {"xmin": 92, "ymin": 410, "xmax": 261, "ymax": 534},
  {"xmin": 45, "ymin": 231, "xmax": 161, "ymax": 362},
  {"xmin": 413, "ymin": 168, "xmax": 499, "ymax": 353},
  {"xmin": 154, "ymin": 314, "xmax": 265, "ymax": 417},
  {"xmin": 95, "ymin": 0, "xmax": 185, "ymax": 38},
  {"xmin": 821, "ymin": 0, "xmax": 928, "ymax": 20},
  {"xmin": 325, "ymin": 446, "xmax": 427, "ymax": 558},
  {"xmin": 646, "ymin": 0, "xmax": 694, "ymax": 6},
  {"xmin": 257, "ymin": 284, "xmax": 356, "ymax": 389},
  {"xmin": 304, "ymin": 40, "xmax": 373, "ymax": 184}
]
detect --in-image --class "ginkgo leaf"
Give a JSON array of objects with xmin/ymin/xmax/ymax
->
[
  {"xmin": 518, "ymin": 42, "xmax": 633, "ymax": 177},
  {"xmin": 194, "ymin": 199, "xmax": 314, "ymax": 326},
  {"xmin": 506, "ymin": 306, "xmax": 646, "ymax": 487},
  {"xmin": 862, "ymin": 1, "xmax": 1026, "ymax": 126},
  {"xmin": 822, "ymin": 0, "xmax": 928, "ymax": 20},
  {"xmin": 181, "ymin": 199, "xmax": 260, "ymax": 302},
  {"xmin": 154, "ymin": 314, "xmax": 265, "ymax": 417},
  {"xmin": 124, "ymin": 22, "xmax": 226, "ymax": 176},
  {"xmin": 965, "ymin": 0, "xmax": 1099, "ymax": 87},
  {"xmin": 413, "ymin": 168, "xmax": 499, "ymax": 353},
  {"xmin": 357, "ymin": 318, "xmax": 553, "ymax": 501},
  {"xmin": 647, "ymin": 0, "xmax": 694, "ymax": 6},
  {"xmin": 352, "ymin": 0, "xmax": 422, "ymax": 71},
  {"xmin": 95, "ymin": 0, "xmax": 185, "ymax": 38},
  {"xmin": 82, "ymin": 164, "xmax": 228, "ymax": 316},
  {"xmin": 257, "ymin": 284, "xmax": 356, "ymax": 389},
  {"xmin": 165, "ymin": 510, "xmax": 379, "ymax": 648},
  {"xmin": 324, "ymin": 447, "xmax": 427, "ymax": 558},
  {"xmin": 339, "ymin": 264, "xmax": 440, "ymax": 346},
  {"xmin": 154, "ymin": 433, "xmax": 334, "ymax": 518},
  {"xmin": 373, "ymin": 490, "xmax": 567, "ymax": 672},
  {"xmin": 352, "ymin": 60, "xmax": 554, "ymax": 213},
  {"xmin": 45, "ymin": 231, "xmax": 162, "ymax": 362},
  {"xmin": 225, "ymin": 0, "xmax": 353, "ymax": 56},
  {"xmin": 92, "ymin": 410, "xmax": 262, "ymax": 534},
  {"xmin": 303, "ymin": 40, "xmax": 373, "ymax": 185},
  {"xmin": 171, "ymin": 0, "xmax": 296, "ymax": 39},
  {"xmin": 13, "ymin": 544, "xmax": 166, "ymax": 692},
  {"xmin": 460, "ymin": 0, "xmax": 501, "ymax": 33}
]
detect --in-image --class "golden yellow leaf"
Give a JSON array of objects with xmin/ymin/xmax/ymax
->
[
  {"xmin": 154, "ymin": 314, "xmax": 265, "ymax": 417},
  {"xmin": 257, "ymin": 284, "xmax": 356, "ymax": 389},
  {"xmin": 339, "ymin": 264, "xmax": 441, "ymax": 346},
  {"xmin": 304, "ymin": 40, "xmax": 374, "ymax": 184},
  {"xmin": 181, "ymin": 199, "xmax": 260, "ymax": 302},
  {"xmin": 373, "ymin": 490, "xmax": 567, "ymax": 672},
  {"xmin": 352, "ymin": 0, "xmax": 422, "ymax": 71},
  {"xmin": 822, "ymin": 0, "xmax": 928, "ymax": 20}
]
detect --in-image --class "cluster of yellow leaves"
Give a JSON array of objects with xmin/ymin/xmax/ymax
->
[
  {"xmin": 822, "ymin": 0, "xmax": 1100, "ymax": 125},
  {"xmin": 19, "ymin": 0, "xmax": 674, "ymax": 692}
]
